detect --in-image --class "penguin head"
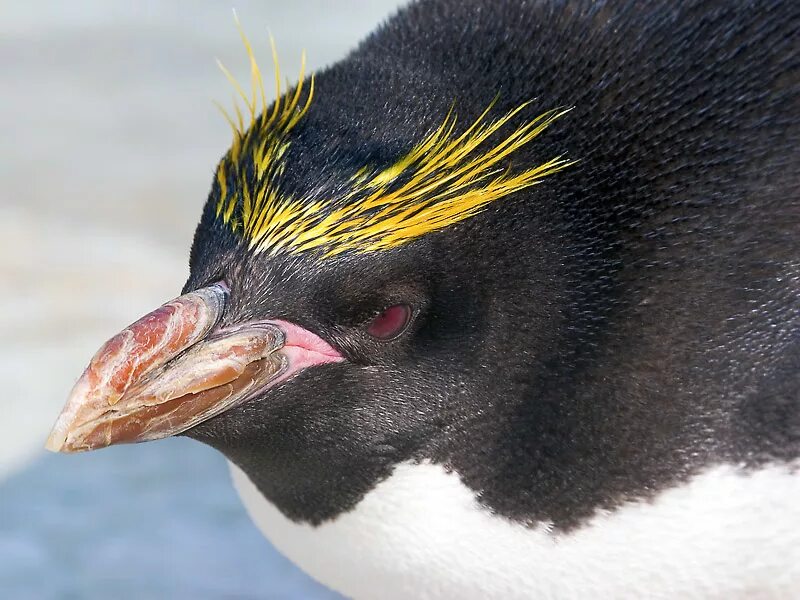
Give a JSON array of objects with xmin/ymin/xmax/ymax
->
[
  {"xmin": 177, "ymin": 58, "xmax": 573, "ymax": 520},
  {"xmin": 45, "ymin": 38, "xmax": 573, "ymax": 523}
]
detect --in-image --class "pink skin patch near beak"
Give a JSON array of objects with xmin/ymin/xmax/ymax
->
[
  {"xmin": 45, "ymin": 286, "xmax": 342, "ymax": 453},
  {"xmin": 228, "ymin": 319, "xmax": 344, "ymax": 405}
]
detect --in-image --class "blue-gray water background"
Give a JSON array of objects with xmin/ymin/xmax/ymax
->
[
  {"xmin": 0, "ymin": 440, "xmax": 339, "ymax": 599},
  {"xmin": 1, "ymin": 1, "xmax": 403, "ymax": 597}
]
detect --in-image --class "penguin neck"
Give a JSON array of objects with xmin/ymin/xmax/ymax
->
[{"xmin": 230, "ymin": 459, "xmax": 800, "ymax": 600}]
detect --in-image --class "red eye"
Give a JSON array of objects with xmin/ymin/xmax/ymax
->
[{"xmin": 367, "ymin": 304, "xmax": 412, "ymax": 340}]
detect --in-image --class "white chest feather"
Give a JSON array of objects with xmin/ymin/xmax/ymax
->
[{"xmin": 230, "ymin": 461, "xmax": 800, "ymax": 599}]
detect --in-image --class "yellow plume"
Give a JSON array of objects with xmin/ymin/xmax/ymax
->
[{"xmin": 214, "ymin": 21, "xmax": 576, "ymax": 257}]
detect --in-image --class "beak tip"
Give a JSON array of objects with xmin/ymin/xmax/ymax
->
[
  {"xmin": 44, "ymin": 413, "xmax": 75, "ymax": 453},
  {"xmin": 44, "ymin": 432, "xmax": 66, "ymax": 453}
]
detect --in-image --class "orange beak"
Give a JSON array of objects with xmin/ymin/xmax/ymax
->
[{"xmin": 45, "ymin": 284, "xmax": 286, "ymax": 453}]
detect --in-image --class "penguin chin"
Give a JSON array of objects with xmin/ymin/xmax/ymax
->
[{"xmin": 45, "ymin": 285, "xmax": 343, "ymax": 454}]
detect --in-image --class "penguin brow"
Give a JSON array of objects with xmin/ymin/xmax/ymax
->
[{"xmin": 212, "ymin": 22, "xmax": 577, "ymax": 258}]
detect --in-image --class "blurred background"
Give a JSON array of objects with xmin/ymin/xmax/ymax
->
[{"xmin": 0, "ymin": 1, "xmax": 405, "ymax": 597}]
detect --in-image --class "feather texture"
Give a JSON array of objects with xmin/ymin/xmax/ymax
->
[{"xmin": 214, "ymin": 22, "xmax": 575, "ymax": 257}]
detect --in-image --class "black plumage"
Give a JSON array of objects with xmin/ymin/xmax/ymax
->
[{"xmin": 184, "ymin": 0, "xmax": 799, "ymax": 530}]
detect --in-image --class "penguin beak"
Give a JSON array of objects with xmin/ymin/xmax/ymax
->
[{"xmin": 45, "ymin": 284, "xmax": 288, "ymax": 453}]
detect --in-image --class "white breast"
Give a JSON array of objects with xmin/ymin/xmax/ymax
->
[{"xmin": 230, "ymin": 460, "xmax": 800, "ymax": 599}]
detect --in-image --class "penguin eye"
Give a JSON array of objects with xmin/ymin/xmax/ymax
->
[{"xmin": 366, "ymin": 304, "xmax": 412, "ymax": 340}]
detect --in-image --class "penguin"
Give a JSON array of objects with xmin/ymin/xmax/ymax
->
[{"xmin": 46, "ymin": 0, "xmax": 799, "ymax": 598}]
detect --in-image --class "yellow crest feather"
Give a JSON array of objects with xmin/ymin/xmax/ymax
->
[{"xmin": 214, "ymin": 22, "xmax": 576, "ymax": 257}]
